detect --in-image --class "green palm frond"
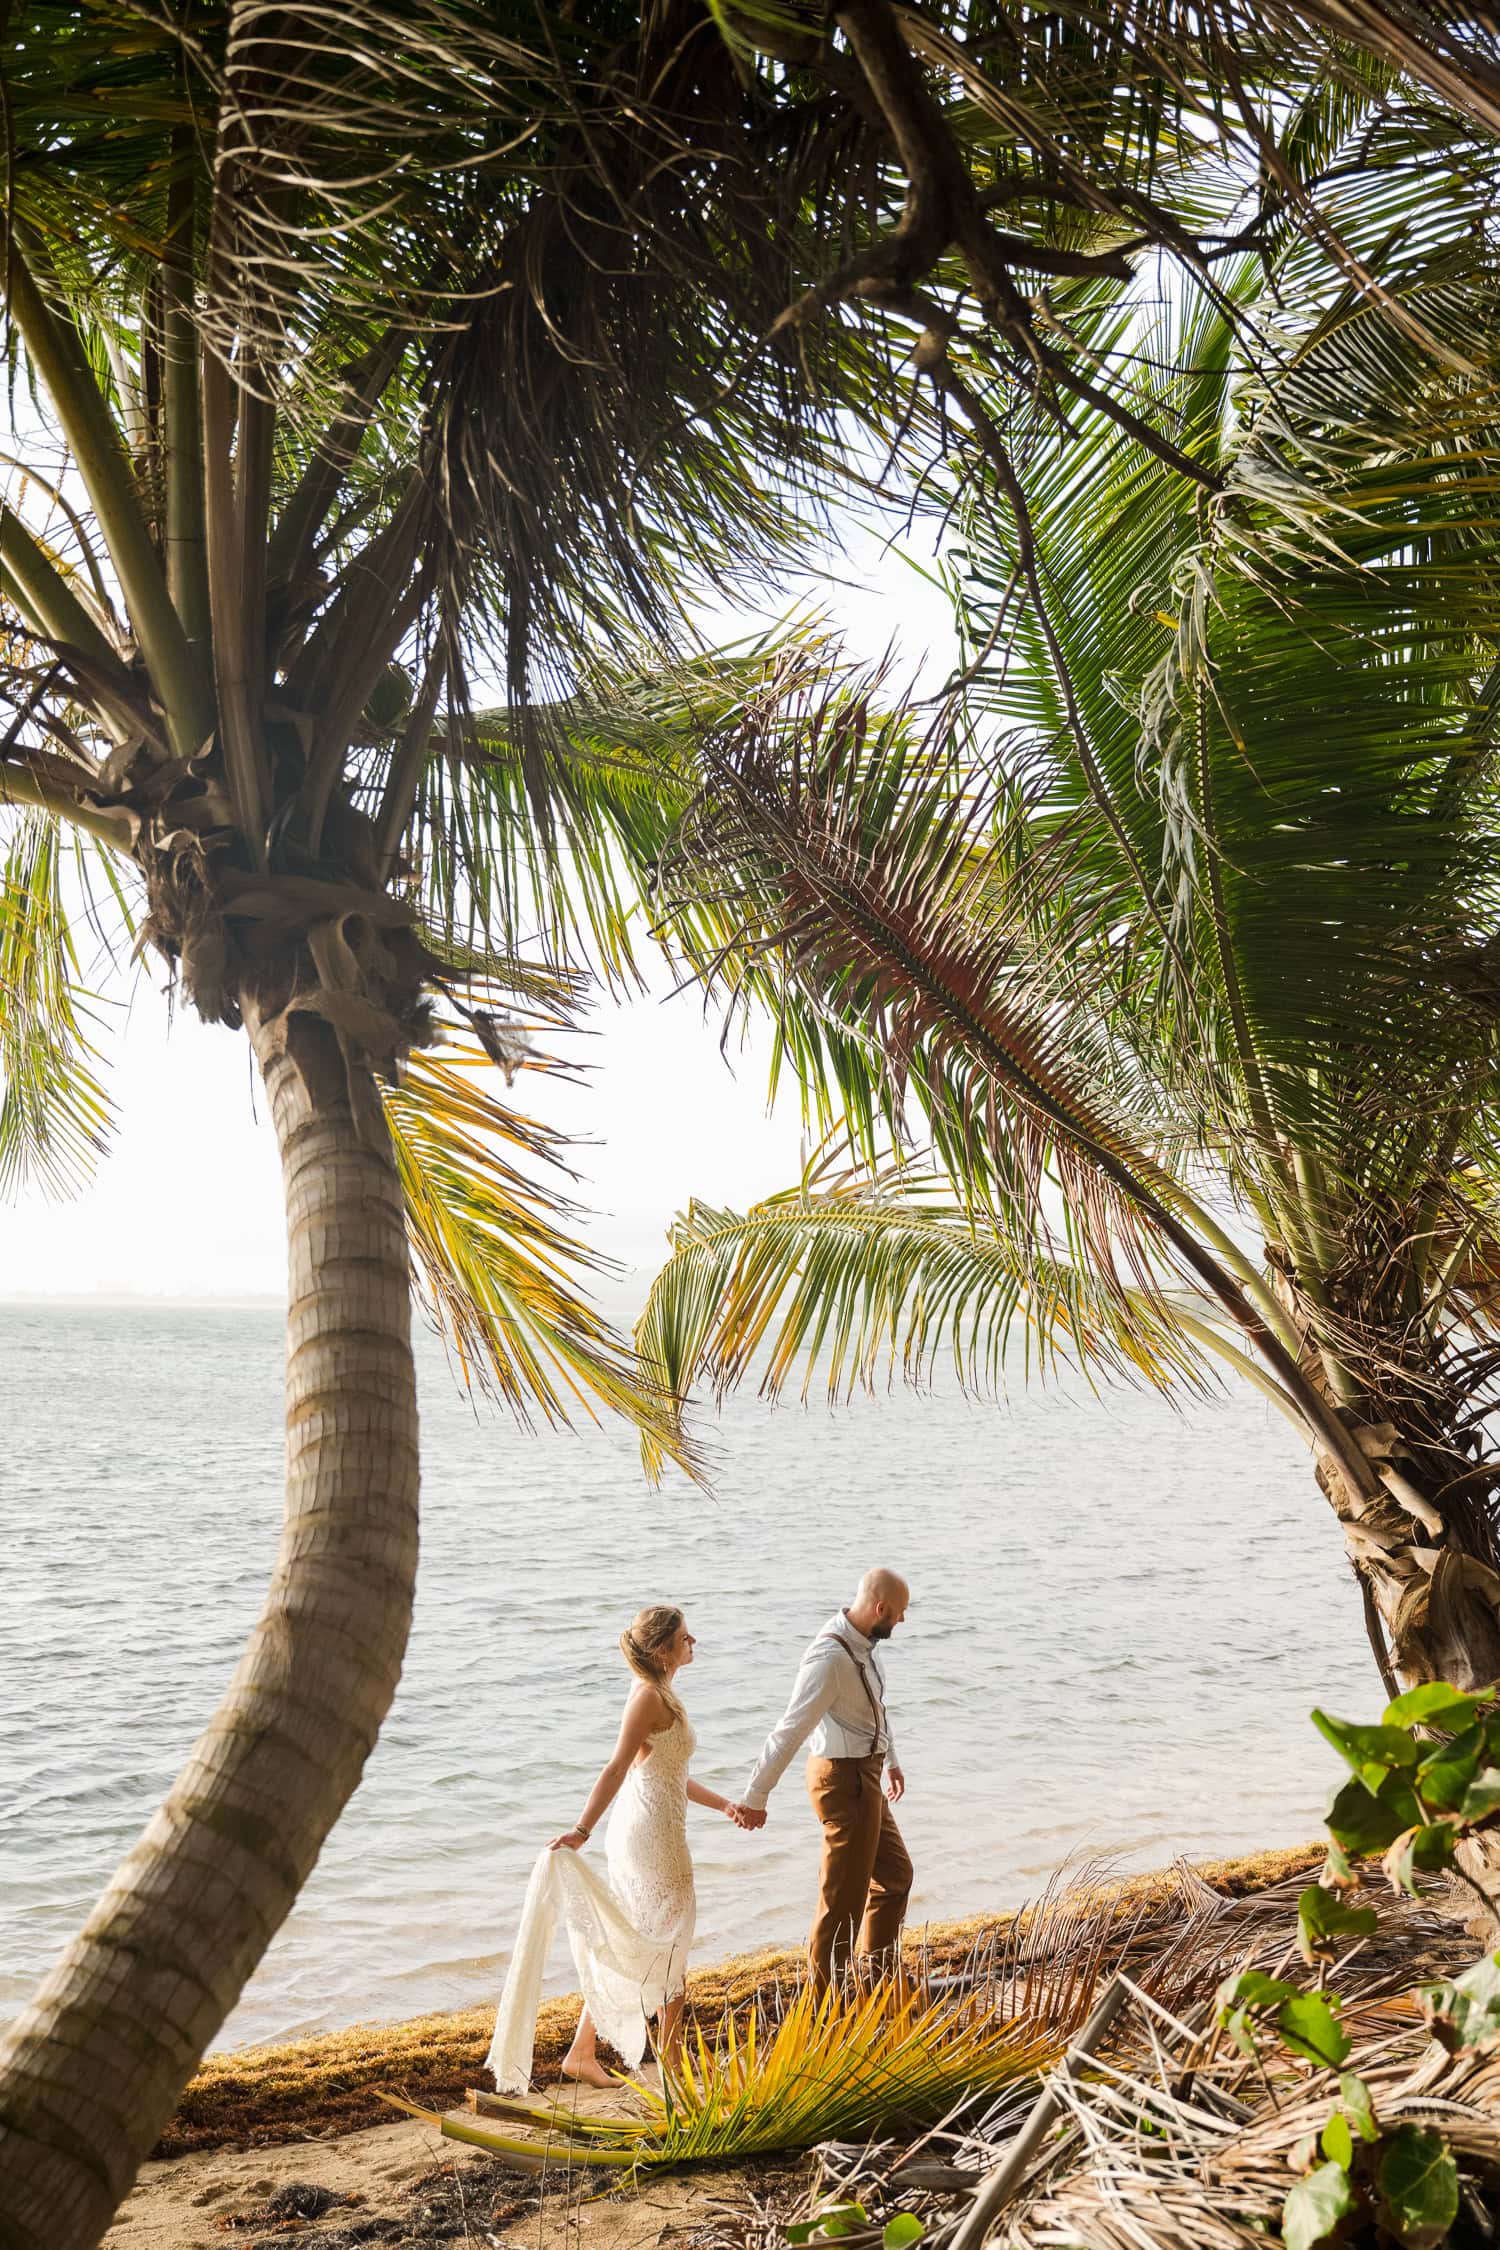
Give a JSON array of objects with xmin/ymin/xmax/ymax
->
[
  {"xmin": 416, "ymin": 637, "xmax": 802, "ymax": 978},
  {"xmin": 633, "ymin": 1163, "xmax": 1228, "ymax": 1483},
  {"xmin": 903, "ymin": 161, "xmax": 1500, "ymax": 1528},
  {"xmin": 384, "ymin": 1036, "xmax": 702, "ymax": 1478},
  {"xmin": 647, "ymin": 647, "xmax": 1290, "ymax": 1333},
  {"xmin": 0, "ymin": 812, "xmax": 113, "ymax": 1198},
  {"xmin": 956, "ymin": 233, "xmax": 1500, "ymax": 1200}
]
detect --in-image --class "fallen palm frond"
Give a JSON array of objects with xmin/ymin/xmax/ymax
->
[
  {"xmin": 374, "ymin": 1858, "xmax": 1382, "ymax": 2179},
  {"xmin": 379, "ymin": 1960, "xmax": 1096, "ymax": 2174},
  {"xmin": 661, "ymin": 1871, "xmax": 1482, "ymax": 2250},
  {"xmin": 761, "ymin": 1881, "xmax": 1482, "ymax": 2250},
  {"xmin": 969, "ymin": 1978, "xmax": 1500, "ymax": 2250}
]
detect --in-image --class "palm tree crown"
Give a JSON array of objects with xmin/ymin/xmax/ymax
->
[{"xmin": 636, "ymin": 85, "xmax": 1500, "ymax": 1704}]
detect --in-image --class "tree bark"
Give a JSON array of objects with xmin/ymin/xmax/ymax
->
[
  {"xmin": 1313, "ymin": 1433, "xmax": 1500, "ymax": 1692},
  {"xmin": 1312, "ymin": 1425, "xmax": 1500, "ymax": 1919},
  {"xmin": 0, "ymin": 1004, "xmax": 419, "ymax": 2250},
  {"xmin": 1259, "ymin": 1272, "xmax": 1500, "ymax": 1696}
]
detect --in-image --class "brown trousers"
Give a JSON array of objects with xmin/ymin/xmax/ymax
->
[{"xmin": 806, "ymin": 1754, "xmax": 913, "ymax": 1992}]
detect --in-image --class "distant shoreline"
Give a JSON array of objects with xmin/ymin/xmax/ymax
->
[
  {"xmin": 0, "ymin": 1292, "xmax": 285, "ymax": 1309},
  {"xmin": 156, "ymin": 1843, "xmax": 1322, "ymax": 2160},
  {"xmin": 1, "ymin": 1288, "xmax": 650, "ymax": 1312}
]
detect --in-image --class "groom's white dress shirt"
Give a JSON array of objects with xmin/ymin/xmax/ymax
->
[{"xmin": 741, "ymin": 1611, "xmax": 898, "ymax": 1811}]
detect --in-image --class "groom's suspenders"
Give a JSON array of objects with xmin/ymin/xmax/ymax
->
[{"xmin": 820, "ymin": 1628, "xmax": 885, "ymax": 1759}]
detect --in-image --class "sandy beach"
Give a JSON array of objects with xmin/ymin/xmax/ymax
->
[{"xmin": 106, "ymin": 2102, "xmax": 768, "ymax": 2250}]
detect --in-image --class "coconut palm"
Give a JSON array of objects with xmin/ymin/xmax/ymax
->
[
  {"xmin": 635, "ymin": 129, "xmax": 1500, "ymax": 1712},
  {"xmin": 4, "ymin": 3, "xmax": 1497, "ymax": 2241},
  {"xmin": 0, "ymin": 4, "xmax": 889, "ymax": 2237}
]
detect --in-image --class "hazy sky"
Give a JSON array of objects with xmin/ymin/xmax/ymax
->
[{"xmin": 3, "ymin": 535, "xmax": 958, "ymax": 1302}]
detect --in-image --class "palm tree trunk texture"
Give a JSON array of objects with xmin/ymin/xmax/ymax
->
[
  {"xmin": 1312, "ymin": 1438, "xmax": 1500, "ymax": 1696},
  {"xmin": 0, "ymin": 1006, "xmax": 420, "ymax": 2250},
  {"xmin": 1315, "ymin": 1432, "xmax": 1500, "ymax": 1918}
]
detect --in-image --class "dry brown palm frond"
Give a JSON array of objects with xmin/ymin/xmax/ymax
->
[
  {"xmin": 649, "ymin": 1874, "xmax": 1478, "ymax": 2250},
  {"xmin": 907, "ymin": 1881, "xmax": 1482, "ymax": 2250}
]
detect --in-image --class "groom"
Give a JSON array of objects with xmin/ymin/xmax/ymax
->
[{"xmin": 733, "ymin": 1569, "xmax": 912, "ymax": 1992}]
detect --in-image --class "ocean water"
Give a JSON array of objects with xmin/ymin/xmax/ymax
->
[{"xmin": 1, "ymin": 1302, "xmax": 1375, "ymax": 2053}]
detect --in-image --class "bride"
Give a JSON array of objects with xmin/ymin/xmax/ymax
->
[{"xmin": 485, "ymin": 1604, "xmax": 744, "ymax": 2092}]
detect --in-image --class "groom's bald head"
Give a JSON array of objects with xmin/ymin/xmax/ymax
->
[{"xmin": 848, "ymin": 1567, "xmax": 910, "ymax": 1639}]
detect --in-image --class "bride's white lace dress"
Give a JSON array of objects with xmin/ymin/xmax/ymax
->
[{"xmin": 486, "ymin": 1717, "xmax": 697, "ymax": 2093}]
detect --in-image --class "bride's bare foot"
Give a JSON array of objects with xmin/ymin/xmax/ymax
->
[{"xmin": 559, "ymin": 2055, "xmax": 615, "ymax": 2089}]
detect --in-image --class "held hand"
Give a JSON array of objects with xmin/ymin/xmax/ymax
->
[
  {"xmin": 886, "ymin": 1767, "xmax": 905, "ymax": 1804},
  {"xmin": 731, "ymin": 1804, "xmax": 768, "ymax": 1830},
  {"xmin": 549, "ymin": 1827, "xmax": 587, "ymax": 1851}
]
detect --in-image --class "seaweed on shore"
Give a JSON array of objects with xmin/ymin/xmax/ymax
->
[{"xmin": 210, "ymin": 2155, "xmax": 546, "ymax": 2248}]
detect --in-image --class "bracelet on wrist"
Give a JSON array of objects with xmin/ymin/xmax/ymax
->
[{"xmin": 574, "ymin": 1821, "xmax": 591, "ymax": 1839}]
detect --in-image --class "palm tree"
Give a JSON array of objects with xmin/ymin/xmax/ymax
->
[
  {"xmin": 0, "ymin": 5, "xmax": 881, "ymax": 2238},
  {"xmin": 4, "ymin": 3, "xmax": 1496, "ymax": 2240},
  {"xmin": 635, "ymin": 121, "xmax": 1500, "ymax": 1710}
]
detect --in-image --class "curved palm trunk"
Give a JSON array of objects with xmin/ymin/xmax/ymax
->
[{"xmin": 0, "ymin": 1006, "xmax": 419, "ymax": 2250}]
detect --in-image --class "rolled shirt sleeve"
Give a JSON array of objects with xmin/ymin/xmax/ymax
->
[{"xmin": 741, "ymin": 1643, "xmax": 839, "ymax": 1810}]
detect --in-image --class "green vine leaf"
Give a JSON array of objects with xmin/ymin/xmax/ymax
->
[
  {"xmin": 1325, "ymin": 1771, "xmax": 1423, "ymax": 1860},
  {"xmin": 1277, "ymin": 1991, "xmax": 1351, "ymax": 2070},
  {"xmin": 1297, "ymin": 1885, "xmax": 1377, "ymax": 1967},
  {"xmin": 1384, "ymin": 1685, "xmax": 1484, "ymax": 1730},
  {"xmin": 1339, "ymin": 2073, "xmax": 1379, "ymax": 2142},
  {"xmin": 1320, "ymin": 2111, "xmax": 1354, "ymax": 2168},
  {"xmin": 1283, "ymin": 2161, "xmax": 1355, "ymax": 2250},
  {"xmin": 1422, "ymin": 1951, "xmax": 1500, "ymax": 2057},
  {"xmin": 1458, "ymin": 1769, "xmax": 1500, "ymax": 1824},
  {"xmin": 1377, "ymin": 2124, "xmax": 1459, "ymax": 2249}
]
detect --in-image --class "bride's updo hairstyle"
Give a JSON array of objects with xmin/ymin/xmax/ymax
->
[{"xmin": 621, "ymin": 1605, "xmax": 687, "ymax": 1728}]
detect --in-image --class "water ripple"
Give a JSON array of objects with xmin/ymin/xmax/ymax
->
[{"xmin": 1, "ymin": 1304, "xmax": 1371, "ymax": 2052}]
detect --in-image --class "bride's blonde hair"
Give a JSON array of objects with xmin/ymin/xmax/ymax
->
[{"xmin": 621, "ymin": 1605, "xmax": 687, "ymax": 1728}]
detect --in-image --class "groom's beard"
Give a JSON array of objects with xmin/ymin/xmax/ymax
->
[{"xmin": 868, "ymin": 1623, "xmax": 894, "ymax": 1642}]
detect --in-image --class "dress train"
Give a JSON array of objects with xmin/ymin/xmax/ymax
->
[{"xmin": 486, "ymin": 1717, "xmax": 697, "ymax": 2093}]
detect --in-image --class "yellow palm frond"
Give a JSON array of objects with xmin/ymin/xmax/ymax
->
[
  {"xmin": 379, "ymin": 1940, "xmax": 1100, "ymax": 2171},
  {"xmin": 0, "ymin": 811, "xmax": 114, "ymax": 1198},
  {"xmin": 383, "ymin": 1033, "xmax": 702, "ymax": 1479}
]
